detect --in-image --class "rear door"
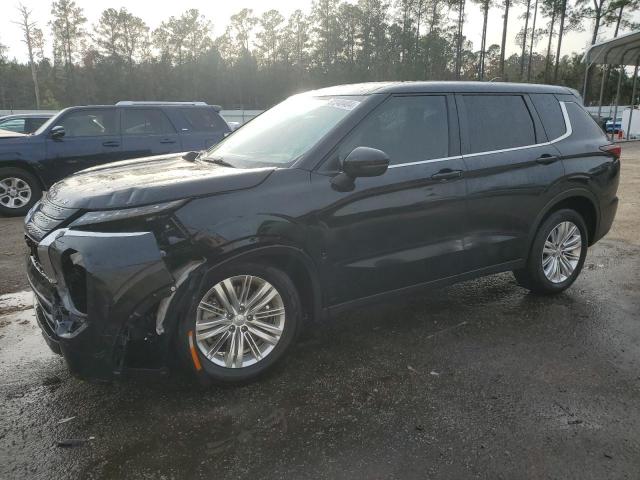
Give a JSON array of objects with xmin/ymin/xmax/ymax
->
[
  {"xmin": 120, "ymin": 107, "xmax": 182, "ymax": 159},
  {"xmin": 43, "ymin": 108, "xmax": 122, "ymax": 183},
  {"xmin": 174, "ymin": 107, "xmax": 229, "ymax": 150},
  {"xmin": 457, "ymin": 93, "xmax": 565, "ymax": 270}
]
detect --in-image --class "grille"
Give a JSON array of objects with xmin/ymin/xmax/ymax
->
[{"xmin": 24, "ymin": 196, "xmax": 78, "ymax": 242}]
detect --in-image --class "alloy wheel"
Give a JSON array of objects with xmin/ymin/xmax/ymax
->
[
  {"xmin": 541, "ymin": 221, "xmax": 582, "ymax": 284},
  {"xmin": 0, "ymin": 177, "xmax": 31, "ymax": 209},
  {"xmin": 195, "ymin": 275, "xmax": 286, "ymax": 368}
]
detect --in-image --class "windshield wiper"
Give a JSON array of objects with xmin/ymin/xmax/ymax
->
[{"xmin": 202, "ymin": 156, "xmax": 236, "ymax": 168}]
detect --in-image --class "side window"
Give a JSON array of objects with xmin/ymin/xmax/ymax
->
[
  {"xmin": 179, "ymin": 108, "xmax": 227, "ymax": 132},
  {"xmin": 26, "ymin": 118, "xmax": 49, "ymax": 133},
  {"xmin": 337, "ymin": 95, "xmax": 449, "ymax": 166},
  {"xmin": 530, "ymin": 93, "xmax": 566, "ymax": 140},
  {"xmin": 123, "ymin": 109, "xmax": 176, "ymax": 135},
  {"xmin": 462, "ymin": 95, "xmax": 536, "ymax": 153},
  {"xmin": 56, "ymin": 109, "xmax": 118, "ymax": 137},
  {"xmin": 0, "ymin": 118, "xmax": 26, "ymax": 133},
  {"xmin": 564, "ymin": 102, "xmax": 607, "ymax": 141}
]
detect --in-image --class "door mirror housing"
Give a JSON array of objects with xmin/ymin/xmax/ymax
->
[
  {"xmin": 50, "ymin": 125, "xmax": 65, "ymax": 140},
  {"xmin": 331, "ymin": 147, "xmax": 390, "ymax": 192},
  {"xmin": 342, "ymin": 146, "xmax": 390, "ymax": 178}
]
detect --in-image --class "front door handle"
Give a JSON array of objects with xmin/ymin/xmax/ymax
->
[
  {"xmin": 431, "ymin": 169, "xmax": 463, "ymax": 181},
  {"xmin": 535, "ymin": 154, "xmax": 559, "ymax": 165},
  {"xmin": 102, "ymin": 141, "xmax": 120, "ymax": 147},
  {"xmin": 160, "ymin": 139, "xmax": 177, "ymax": 144}
]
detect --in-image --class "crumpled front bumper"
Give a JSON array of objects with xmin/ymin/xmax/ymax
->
[{"xmin": 26, "ymin": 228, "xmax": 175, "ymax": 380}]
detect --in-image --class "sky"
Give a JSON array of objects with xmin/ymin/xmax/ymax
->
[{"xmin": 0, "ymin": 0, "xmax": 635, "ymax": 64}]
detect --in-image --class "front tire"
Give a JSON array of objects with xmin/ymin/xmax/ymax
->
[
  {"xmin": 178, "ymin": 262, "xmax": 302, "ymax": 384},
  {"xmin": 514, "ymin": 209, "xmax": 588, "ymax": 294},
  {"xmin": 0, "ymin": 167, "xmax": 42, "ymax": 216}
]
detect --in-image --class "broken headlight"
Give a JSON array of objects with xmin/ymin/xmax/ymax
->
[{"xmin": 70, "ymin": 199, "xmax": 188, "ymax": 227}]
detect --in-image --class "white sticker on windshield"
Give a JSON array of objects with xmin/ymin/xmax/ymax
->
[{"xmin": 327, "ymin": 98, "xmax": 361, "ymax": 111}]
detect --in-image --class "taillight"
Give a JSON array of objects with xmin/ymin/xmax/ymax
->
[{"xmin": 600, "ymin": 144, "xmax": 621, "ymax": 159}]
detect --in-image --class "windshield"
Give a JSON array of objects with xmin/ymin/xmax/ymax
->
[
  {"xmin": 34, "ymin": 113, "xmax": 61, "ymax": 135},
  {"xmin": 203, "ymin": 94, "xmax": 365, "ymax": 168}
]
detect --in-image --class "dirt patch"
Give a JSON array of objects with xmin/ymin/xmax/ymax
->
[{"xmin": 608, "ymin": 141, "xmax": 640, "ymax": 246}]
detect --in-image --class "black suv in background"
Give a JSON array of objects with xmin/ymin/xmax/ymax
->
[
  {"xmin": 0, "ymin": 101, "xmax": 230, "ymax": 215},
  {"xmin": 24, "ymin": 82, "xmax": 620, "ymax": 384}
]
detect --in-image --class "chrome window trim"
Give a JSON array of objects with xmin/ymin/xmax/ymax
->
[
  {"xmin": 388, "ymin": 155, "xmax": 463, "ymax": 169},
  {"xmin": 387, "ymin": 101, "xmax": 572, "ymax": 169}
]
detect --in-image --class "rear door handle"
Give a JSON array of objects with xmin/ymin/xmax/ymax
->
[
  {"xmin": 102, "ymin": 141, "xmax": 120, "ymax": 147},
  {"xmin": 431, "ymin": 169, "xmax": 463, "ymax": 181},
  {"xmin": 160, "ymin": 139, "xmax": 177, "ymax": 144},
  {"xmin": 535, "ymin": 154, "xmax": 559, "ymax": 165}
]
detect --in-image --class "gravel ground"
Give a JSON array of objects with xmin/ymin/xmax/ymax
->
[{"xmin": 0, "ymin": 143, "xmax": 639, "ymax": 479}]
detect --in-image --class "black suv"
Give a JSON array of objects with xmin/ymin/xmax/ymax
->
[
  {"xmin": 1, "ymin": 101, "xmax": 230, "ymax": 216},
  {"xmin": 24, "ymin": 82, "xmax": 620, "ymax": 384}
]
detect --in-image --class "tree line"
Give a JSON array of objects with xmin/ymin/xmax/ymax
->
[{"xmin": 0, "ymin": 0, "xmax": 638, "ymax": 111}]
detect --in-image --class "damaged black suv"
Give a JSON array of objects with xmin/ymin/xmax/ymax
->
[{"xmin": 25, "ymin": 82, "xmax": 620, "ymax": 383}]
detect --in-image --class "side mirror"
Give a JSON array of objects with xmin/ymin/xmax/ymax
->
[
  {"xmin": 342, "ymin": 147, "xmax": 390, "ymax": 178},
  {"xmin": 331, "ymin": 147, "xmax": 389, "ymax": 191},
  {"xmin": 50, "ymin": 125, "xmax": 65, "ymax": 140}
]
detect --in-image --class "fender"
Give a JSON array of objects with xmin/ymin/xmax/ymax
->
[{"xmin": 525, "ymin": 187, "xmax": 600, "ymax": 252}]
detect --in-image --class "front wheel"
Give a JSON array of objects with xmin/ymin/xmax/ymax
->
[
  {"xmin": 0, "ymin": 167, "xmax": 42, "ymax": 216},
  {"xmin": 514, "ymin": 209, "xmax": 588, "ymax": 294},
  {"xmin": 178, "ymin": 262, "xmax": 302, "ymax": 384}
]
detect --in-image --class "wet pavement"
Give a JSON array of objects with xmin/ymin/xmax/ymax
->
[
  {"xmin": 1, "ymin": 237, "xmax": 639, "ymax": 479},
  {"xmin": 1, "ymin": 143, "xmax": 640, "ymax": 479}
]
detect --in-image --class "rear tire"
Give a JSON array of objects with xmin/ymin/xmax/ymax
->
[
  {"xmin": 178, "ymin": 262, "xmax": 302, "ymax": 385},
  {"xmin": 513, "ymin": 209, "xmax": 588, "ymax": 294},
  {"xmin": 0, "ymin": 167, "xmax": 42, "ymax": 216}
]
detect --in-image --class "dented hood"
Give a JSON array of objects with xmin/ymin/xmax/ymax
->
[{"xmin": 46, "ymin": 153, "xmax": 275, "ymax": 210}]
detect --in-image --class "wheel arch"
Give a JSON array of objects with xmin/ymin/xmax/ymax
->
[
  {"xmin": 0, "ymin": 161, "xmax": 47, "ymax": 190},
  {"xmin": 198, "ymin": 244, "xmax": 325, "ymax": 323},
  {"xmin": 529, "ymin": 189, "xmax": 599, "ymax": 250}
]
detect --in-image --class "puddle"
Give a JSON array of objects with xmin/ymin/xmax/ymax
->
[{"xmin": 0, "ymin": 292, "xmax": 56, "ymax": 373}]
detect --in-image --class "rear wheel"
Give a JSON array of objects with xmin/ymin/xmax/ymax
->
[
  {"xmin": 178, "ymin": 262, "xmax": 301, "ymax": 384},
  {"xmin": 513, "ymin": 209, "xmax": 588, "ymax": 294},
  {"xmin": 0, "ymin": 167, "xmax": 42, "ymax": 216}
]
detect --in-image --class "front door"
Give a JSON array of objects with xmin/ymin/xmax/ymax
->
[
  {"xmin": 44, "ymin": 108, "xmax": 122, "ymax": 183},
  {"xmin": 314, "ymin": 94, "xmax": 469, "ymax": 305}
]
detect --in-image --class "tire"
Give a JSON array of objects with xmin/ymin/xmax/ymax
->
[
  {"xmin": 178, "ymin": 262, "xmax": 302, "ymax": 384},
  {"xmin": 0, "ymin": 167, "xmax": 42, "ymax": 217},
  {"xmin": 513, "ymin": 209, "xmax": 588, "ymax": 294}
]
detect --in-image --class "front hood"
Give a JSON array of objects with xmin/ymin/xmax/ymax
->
[
  {"xmin": 0, "ymin": 130, "xmax": 30, "ymax": 140},
  {"xmin": 46, "ymin": 153, "xmax": 275, "ymax": 210},
  {"xmin": 0, "ymin": 129, "xmax": 27, "ymax": 138}
]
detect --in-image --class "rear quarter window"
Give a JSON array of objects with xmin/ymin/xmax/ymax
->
[
  {"xmin": 564, "ymin": 102, "xmax": 608, "ymax": 141},
  {"xmin": 530, "ymin": 94, "xmax": 566, "ymax": 140}
]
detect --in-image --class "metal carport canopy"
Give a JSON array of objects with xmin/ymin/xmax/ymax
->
[
  {"xmin": 583, "ymin": 30, "xmax": 640, "ymax": 66},
  {"xmin": 582, "ymin": 30, "xmax": 640, "ymax": 141}
]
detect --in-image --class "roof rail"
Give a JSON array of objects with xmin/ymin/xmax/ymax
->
[{"xmin": 116, "ymin": 101, "xmax": 209, "ymax": 106}]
